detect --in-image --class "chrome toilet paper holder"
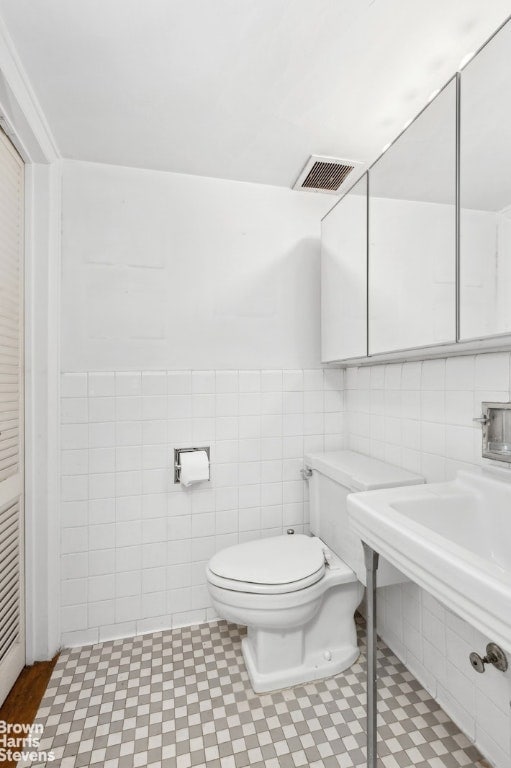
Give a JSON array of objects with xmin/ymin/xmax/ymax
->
[{"xmin": 174, "ymin": 446, "xmax": 211, "ymax": 484}]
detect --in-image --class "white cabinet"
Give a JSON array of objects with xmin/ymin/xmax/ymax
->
[
  {"xmin": 321, "ymin": 17, "xmax": 511, "ymax": 364},
  {"xmin": 321, "ymin": 82, "xmax": 457, "ymax": 363},
  {"xmin": 321, "ymin": 174, "xmax": 367, "ymax": 362}
]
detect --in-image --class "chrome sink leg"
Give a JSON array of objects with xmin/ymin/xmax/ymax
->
[{"xmin": 363, "ymin": 543, "xmax": 379, "ymax": 768}]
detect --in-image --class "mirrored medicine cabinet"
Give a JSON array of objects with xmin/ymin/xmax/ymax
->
[{"xmin": 321, "ymin": 15, "xmax": 511, "ymax": 364}]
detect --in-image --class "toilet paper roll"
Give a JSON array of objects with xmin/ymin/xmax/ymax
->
[{"xmin": 179, "ymin": 450, "xmax": 210, "ymax": 487}]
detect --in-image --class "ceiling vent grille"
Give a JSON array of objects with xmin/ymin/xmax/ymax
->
[{"xmin": 293, "ymin": 155, "xmax": 363, "ymax": 195}]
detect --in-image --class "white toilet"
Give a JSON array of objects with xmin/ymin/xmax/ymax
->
[{"xmin": 206, "ymin": 450, "xmax": 423, "ymax": 693}]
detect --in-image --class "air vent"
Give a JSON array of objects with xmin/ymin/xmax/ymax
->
[{"xmin": 293, "ymin": 155, "xmax": 363, "ymax": 195}]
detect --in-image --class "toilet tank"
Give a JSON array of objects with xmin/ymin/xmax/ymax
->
[{"xmin": 305, "ymin": 450, "xmax": 424, "ymax": 586}]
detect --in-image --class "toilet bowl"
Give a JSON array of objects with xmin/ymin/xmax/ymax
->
[
  {"xmin": 207, "ymin": 534, "xmax": 363, "ymax": 692},
  {"xmin": 207, "ymin": 450, "xmax": 424, "ymax": 693}
]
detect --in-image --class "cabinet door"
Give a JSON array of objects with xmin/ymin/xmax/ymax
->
[
  {"xmin": 0, "ymin": 128, "xmax": 25, "ymax": 705},
  {"xmin": 459, "ymin": 20, "xmax": 511, "ymax": 340},
  {"xmin": 368, "ymin": 78, "xmax": 457, "ymax": 355},
  {"xmin": 321, "ymin": 174, "xmax": 367, "ymax": 362}
]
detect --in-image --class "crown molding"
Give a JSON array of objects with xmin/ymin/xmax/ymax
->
[{"xmin": 0, "ymin": 13, "xmax": 59, "ymax": 162}]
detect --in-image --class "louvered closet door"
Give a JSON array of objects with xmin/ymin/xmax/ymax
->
[{"xmin": 0, "ymin": 128, "xmax": 24, "ymax": 706}]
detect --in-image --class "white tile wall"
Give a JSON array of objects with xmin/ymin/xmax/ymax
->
[
  {"xmin": 346, "ymin": 352, "xmax": 511, "ymax": 768},
  {"xmin": 60, "ymin": 354, "xmax": 510, "ymax": 765},
  {"xmin": 60, "ymin": 368, "xmax": 344, "ymax": 647}
]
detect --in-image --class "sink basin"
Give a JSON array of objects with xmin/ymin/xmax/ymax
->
[{"xmin": 347, "ymin": 466, "xmax": 511, "ymax": 652}]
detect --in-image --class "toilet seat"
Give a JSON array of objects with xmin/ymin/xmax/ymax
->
[
  {"xmin": 207, "ymin": 565, "xmax": 326, "ymax": 594},
  {"xmin": 207, "ymin": 534, "xmax": 326, "ymax": 594}
]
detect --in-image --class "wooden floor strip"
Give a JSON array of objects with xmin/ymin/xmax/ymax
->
[{"xmin": 0, "ymin": 655, "xmax": 59, "ymax": 768}]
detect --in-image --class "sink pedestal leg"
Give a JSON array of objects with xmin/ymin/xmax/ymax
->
[{"xmin": 363, "ymin": 543, "xmax": 379, "ymax": 768}]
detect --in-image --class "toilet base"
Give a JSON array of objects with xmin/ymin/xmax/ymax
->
[
  {"xmin": 242, "ymin": 634, "xmax": 360, "ymax": 693},
  {"xmin": 239, "ymin": 576, "xmax": 363, "ymax": 693},
  {"xmin": 207, "ymin": 541, "xmax": 364, "ymax": 694}
]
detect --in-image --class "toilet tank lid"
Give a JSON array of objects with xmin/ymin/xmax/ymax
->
[
  {"xmin": 304, "ymin": 450, "xmax": 424, "ymax": 492},
  {"xmin": 208, "ymin": 534, "xmax": 325, "ymax": 585}
]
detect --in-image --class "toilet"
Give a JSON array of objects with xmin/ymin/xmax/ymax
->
[{"xmin": 206, "ymin": 450, "xmax": 423, "ymax": 693}]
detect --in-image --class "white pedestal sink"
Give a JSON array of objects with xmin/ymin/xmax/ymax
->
[
  {"xmin": 347, "ymin": 465, "xmax": 511, "ymax": 768},
  {"xmin": 348, "ymin": 465, "xmax": 511, "ymax": 653}
]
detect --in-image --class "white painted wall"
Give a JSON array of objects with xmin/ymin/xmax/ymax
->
[
  {"xmin": 61, "ymin": 160, "xmax": 331, "ymax": 372},
  {"xmin": 345, "ymin": 353, "xmax": 511, "ymax": 768}
]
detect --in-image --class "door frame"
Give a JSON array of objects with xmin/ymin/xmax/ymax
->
[{"xmin": 0, "ymin": 16, "xmax": 61, "ymax": 663}]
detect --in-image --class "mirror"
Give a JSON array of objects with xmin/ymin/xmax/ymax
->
[
  {"xmin": 321, "ymin": 174, "xmax": 367, "ymax": 362},
  {"xmin": 459, "ymin": 20, "xmax": 511, "ymax": 340},
  {"xmin": 368, "ymin": 78, "xmax": 457, "ymax": 355}
]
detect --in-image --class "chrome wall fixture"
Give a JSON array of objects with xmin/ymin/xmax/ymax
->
[
  {"xmin": 469, "ymin": 643, "xmax": 508, "ymax": 674},
  {"xmin": 473, "ymin": 402, "xmax": 511, "ymax": 462},
  {"xmin": 173, "ymin": 446, "xmax": 211, "ymax": 484}
]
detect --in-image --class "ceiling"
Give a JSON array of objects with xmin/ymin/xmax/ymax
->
[{"xmin": 0, "ymin": 0, "xmax": 510, "ymax": 188}]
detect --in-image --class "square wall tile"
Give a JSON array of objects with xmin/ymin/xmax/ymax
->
[
  {"xmin": 283, "ymin": 370, "xmax": 303, "ymax": 391},
  {"xmin": 141, "ymin": 371, "xmax": 167, "ymax": 395},
  {"xmin": 239, "ymin": 370, "xmax": 261, "ymax": 392},
  {"xmin": 167, "ymin": 370, "xmax": 192, "ymax": 394},
  {"xmin": 215, "ymin": 370, "xmax": 238, "ymax": 393},
  {"xmin": 59, "ymin": 366, "xmax": 350, "ymax": 647},
  {"xmin": 475, "ymin": 352, "xmax": 510, "ymax": 391},
  {"xmin": 61, "ymin": 373, "xmax": 88, "ymax": 398},
  {"xmin": 261, "ymin": 370, "xmax": 282, "ymax": 391},
  {"xmin": 192, "ymin": 370, "xmax": 215, "ymax": 394},
  {"xmin": 88, "ymin": 372, "xmax": 115, "ymax": 397},
  {"xmin": 115, "ymin": 372, "xmax": 141, "ymax": 396}
]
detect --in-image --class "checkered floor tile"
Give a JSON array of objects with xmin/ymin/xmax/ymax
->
[{"xmin": 20, "ymin": 617, "xmax": 487, "ymax": 768}]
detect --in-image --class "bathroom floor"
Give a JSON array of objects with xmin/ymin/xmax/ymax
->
[{"xmin": 22, "ymin": 617, "xmax": 486, "ymax": 768}]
